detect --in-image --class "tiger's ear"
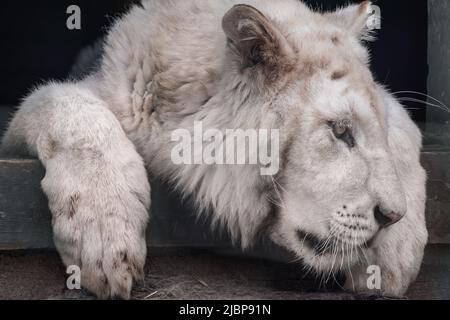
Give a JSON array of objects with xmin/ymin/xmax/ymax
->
[
  {"xmin": 327, "ymin": 1, "xmax": 374, "ymax": 41},
  {"xmin": 222, "ymin": 4, "xmax": 296, "ymax": 81}
]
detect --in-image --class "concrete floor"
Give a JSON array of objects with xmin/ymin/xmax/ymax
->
[{"xmin": 0, "ymin": 245, "xmax": 448, "ymax": 300}]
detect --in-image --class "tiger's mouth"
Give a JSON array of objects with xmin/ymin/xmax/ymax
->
[{"xmin": 296, "ymin": 229, "xmax": 375, "ymax": 255}]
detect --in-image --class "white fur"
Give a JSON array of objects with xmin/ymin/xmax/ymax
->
[{"xmin": 1, "ymin": 0, "xmax": 427, "ymax": 298}]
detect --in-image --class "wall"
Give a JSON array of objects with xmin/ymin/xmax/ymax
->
[{"xmin": 428, "ymin": 0, "xmax": 450, "ymax": 143}]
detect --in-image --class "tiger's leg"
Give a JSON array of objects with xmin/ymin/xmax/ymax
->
[{"xmin": 1, "ymin": 82, "xmax": 150, "ymax": 299}]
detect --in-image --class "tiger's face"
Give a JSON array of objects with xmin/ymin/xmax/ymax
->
[
  {"xmin": 270, "ymin": 60, "xmax": 406, "ymax": 273},
  {"xmin": 222, "ymin": 1, "xmax": 407, "ymax": 273}
]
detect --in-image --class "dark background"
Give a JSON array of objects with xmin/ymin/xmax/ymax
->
[{"xmin": 0, "ymin": 0, "xmax": 428, "ymax": 122}]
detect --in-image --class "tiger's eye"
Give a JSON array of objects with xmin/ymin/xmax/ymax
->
[
  {"xmin": 333, "ymin": 123, "xmax": 347, "ymax": 137},
  {"xmin": 328, "ymin": 120, "xmax": 355, "ymax": 148}
]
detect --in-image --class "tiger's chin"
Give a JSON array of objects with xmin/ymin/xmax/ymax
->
[
  {"xmin": 274, "ymin": 228, "xmax": 378, "ymax": 276},
  {"xmin": 299, "ymin": 244, "xmax": 369, "ymax": 275}
]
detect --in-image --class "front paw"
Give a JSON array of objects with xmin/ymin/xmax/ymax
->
[
  {"xmin": 45, "ymin": 172, "xmax": 150, "ymax": 299},
  {"xmin": 344, "ymin": 260, "xmax": 416, "ymax": 297},
  {"xmin": 54, "ymin": 202, "xmax": 149, "ymax": 298},
  {"xmin": 344, "ymin": 229, "xmax": 427, "ymax": 297},
  {"xmin": 79, "ymin": 240, "xmax": 147, "ymax": 299}
]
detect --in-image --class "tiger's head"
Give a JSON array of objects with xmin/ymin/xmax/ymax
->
[{"xmin": 220, "ymin": 0, "xmax": 411, "ymax": 273}]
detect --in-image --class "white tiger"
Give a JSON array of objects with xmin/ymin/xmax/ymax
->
[{"xmin": 1, "ymin": 0, "xmax": 427, "ymax": 299}]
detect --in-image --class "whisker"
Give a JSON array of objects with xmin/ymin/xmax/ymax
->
[
  {"xmin": 355, "ymin": 226, "xmax": 370, "ymax": 266},
  {"xmin": 331, "ymin": 272, "xmax": 346, "ymax": 292},
  {"xmin": 326, "ymin": 226, "xmax": 341, "ymax": 282},
  {"xmin": 339, "ymin": 230, "xmax": 347, "ymax": 271},
  {"xmin": 270, "ymin": 176, "xmax": 288, "ymax": 210},
  {"xmin": 346, "ymin": 251, "xmax": 355, "ymax": 293},
  {"xmin": 299, "ymin": 229, "xmax": 310, "ymax": 252},
  {"xmin": 397, "ymin": 97, "xmax": 450, "ymax": 113},
  {"xmin": 393, "ymin": 91, "xmax": 449, "ymax": 111},
  {"xmin": 272, "ymin": 176, "xmax": 289, "ymax": 194},
  {"xmin": 316, "ymin": 225, "xmax": 336, "ymax": 254},
  {"xmin": 360, "ymin": 232, "xmax": 370, "ymax": 265},
  {"xmin": 265, "ymin": 196, "xmax": 286, "ymax": 210},
  {"xmin": 316, "ymin": 224, "xmax": 339, "ymax": 282}
]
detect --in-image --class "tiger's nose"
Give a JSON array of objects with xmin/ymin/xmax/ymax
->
[{"xmin": 374, "ymin": 206, "xmax": 404, "ymax": 228}]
